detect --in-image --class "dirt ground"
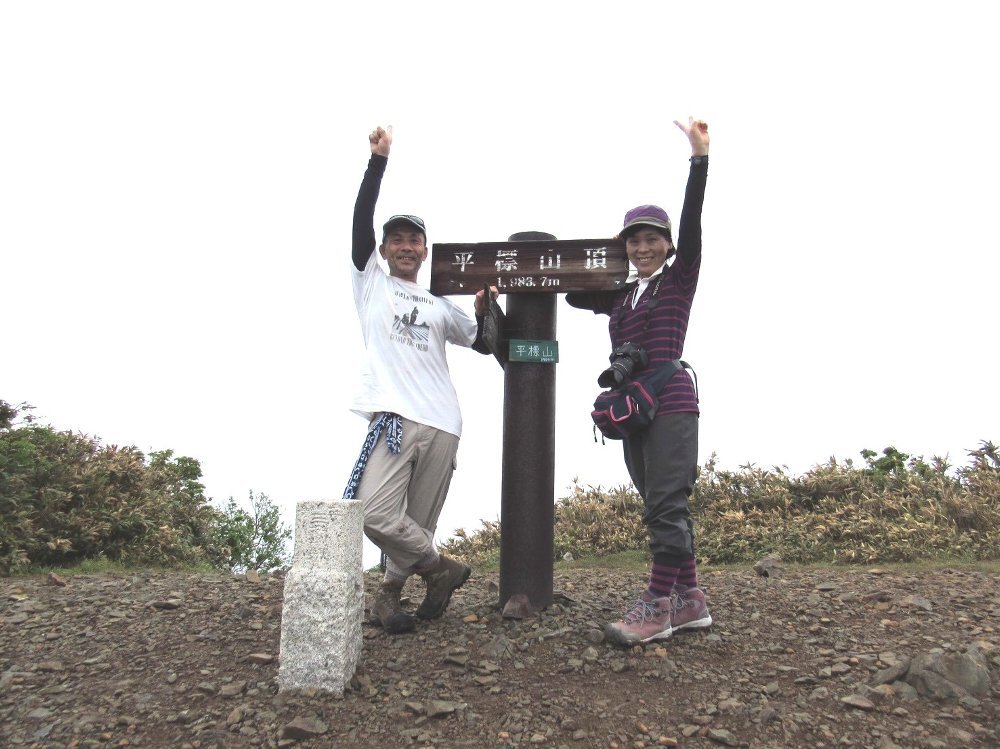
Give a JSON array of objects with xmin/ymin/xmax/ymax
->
[{"xmin": 2, "ymin": 563, "xmax": 998, "ymax": 748}]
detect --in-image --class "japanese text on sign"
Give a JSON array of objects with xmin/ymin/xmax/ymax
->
[
  {"xmin": 508, "ymin": 339, "xmax": 559, "ymax": 364},
  {"xmin": 431, "ymin": 239, "xmax": 629, "ymax": 295}
]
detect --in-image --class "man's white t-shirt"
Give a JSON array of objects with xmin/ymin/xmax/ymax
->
[{"xmin": 351, "ymin": 254, "xmax": 477, "ymax": 438}]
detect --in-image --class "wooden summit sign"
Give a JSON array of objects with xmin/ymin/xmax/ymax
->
[
  {"xmin": 427, "ymin": 232, "xmax": 630, "ymax": 613},
  {"xmin": 430, "ymin": 238, "xmax": 628, "ymax": 296}
]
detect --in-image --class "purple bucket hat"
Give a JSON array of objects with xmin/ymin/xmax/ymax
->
[{"xmin": 619, "ymin": 205, "xmax": 671, "ymax": 238}]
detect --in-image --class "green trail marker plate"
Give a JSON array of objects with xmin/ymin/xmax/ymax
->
[{"xmin": 509, "ymin": 339, "xmax": 558, "ymax": 364}]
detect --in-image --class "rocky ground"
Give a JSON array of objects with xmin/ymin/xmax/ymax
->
[{"xmin": 2, "ymin": 562, "xmax": 998, "ymax": 749}]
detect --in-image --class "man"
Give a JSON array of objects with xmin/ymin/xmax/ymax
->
[{"xmin": 348, "ymin": 125, "xmax": 491, "ymax": 634}]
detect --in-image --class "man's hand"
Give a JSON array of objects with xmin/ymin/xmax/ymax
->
[
  {"xmin": 474, "ymin": 286, "xmax": 499, "ymax": 317},
  {"xmin": 369, "ymin": 125, "xmax": 392, "ymax": 157},
  {"xmin": 673, "ymin": 117, "xmax": 710, "ymax": 157}
]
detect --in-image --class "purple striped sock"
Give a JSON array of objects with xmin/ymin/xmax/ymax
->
[
  {"xmin": 646, "ymin": 562, "xmax": 680, "ymax": 599},
  {"xmin": 676, "ymin": 556, "xmax": 699, "ymax": 589}
]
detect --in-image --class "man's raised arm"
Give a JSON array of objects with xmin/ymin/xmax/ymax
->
[{"xmin": 351, "ymin": 126, "xmax": 393, "ymax": 271}]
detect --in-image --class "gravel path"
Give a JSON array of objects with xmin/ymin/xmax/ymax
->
[{"xmin": 2, "ymin": 564, "xmax": 998, "ymax": 748}]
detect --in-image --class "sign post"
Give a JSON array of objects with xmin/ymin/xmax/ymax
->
[{"xmin": 431, "ymin": 233, "xmax": 627, "ymax": 613}]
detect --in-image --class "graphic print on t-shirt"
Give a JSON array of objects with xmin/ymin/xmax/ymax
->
[{"xmin": 389, "ymin": 289, "xmax": 432, "ymax": 351}]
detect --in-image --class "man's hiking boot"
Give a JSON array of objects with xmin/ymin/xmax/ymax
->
[
  {"xmin": 670, "ymin": 585, "xmax": 713, "ymax": 632},
  {"xmin": 369, "ymin": 580, "xmax": 415, "ymax": 634},
  {"xmin": 416, "ymin": 554, "xmax": 471, "ymax": 619},
  {"xmin": 604, "ymin": 591, "xmax": 673, "ymax": 647}
]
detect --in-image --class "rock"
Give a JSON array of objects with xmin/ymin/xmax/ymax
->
[
  {"xmin": 758, "ymin": 706, "xmax": 780, "ymax": 724},
  {"xmin": 753, "ymin": 556, "xmax": 783, "ymax": 577},
  {"xmin": 219, "ymin": 680, "xmax": 247, "ymax": 697},
  {"xmin": 279, "ymin": 716, "xmax": 328, "ymax": 739},
  {"xmin": 149, "ymin": 599, "xmax": 182, "ymax": 610},
  {"xmin": 906, "ymin": 648, "xmax": 992, "ymax": 700},
  {"xmin": 892, "ymin": 680, "xmax": 920, "ymax": 702},
  {"xmin": 248, "ymin": 653, "xmax": 275, "ymax": 664},
  {"xmin": 426, "ymin": 700, "xmax": 464, "ymax": 717},
  {"xmin": 866, "ymin": 683, "xmax": 897, "ymax": 702},
  {"xmin": 707, "ymin": 727, "xmax": 739, "ymax": 746},
  {"xmin": 482, "ymin": 635, "xmax": 514, "ymax": 660},
  {"xmin": 840, "ymin": 694, "xmax": 876, "ymax": 711},
  {"xmin": 948, "ymin": 727, "xmax": 976, "ymax": 743},
  {"xmin": 872, "ymin": 659, "xmax": 910, "ymax": 685},
  {"xmin": 897, "ymin": 594, "xmax": 932, "ymax": 611},
  {"xmin": 502, "ymin": 594, "xmax": 536, "ymax": 619}
]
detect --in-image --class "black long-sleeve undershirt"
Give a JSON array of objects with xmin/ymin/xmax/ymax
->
[
  {"xmin": 675, "ymin": 156, "xmax": 708, "ymax": 267},
  {"xmin": 352, "ymin": 154, "xmax": 387, "ymax": 271}
]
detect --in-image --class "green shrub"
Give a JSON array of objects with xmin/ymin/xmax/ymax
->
[
  {"xmin": 213, "ymin": 491, "xmax": 291, "ymax": 573},
  {"xmin": 442, "ymin": 442, "xmax": 1000, "ymax": 566},
  {"xmin": 1, "ymin": 400, "xmax": 224, "ymax": 574}
]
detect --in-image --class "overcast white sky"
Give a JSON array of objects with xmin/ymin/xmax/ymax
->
[{"xmin": 4, "ymin": 2, "xmax": 998, "ymax": 566}]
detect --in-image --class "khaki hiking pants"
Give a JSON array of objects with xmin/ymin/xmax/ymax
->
[{"xmin": 356, "ymin": 415, "xmax": 458, "ymax": 579}]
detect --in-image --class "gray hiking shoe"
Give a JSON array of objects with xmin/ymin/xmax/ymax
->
[
  {"xmin": 369, "ymin": 581, "xmax": 415, "ymax": 634},
  {"xmin": 670, "ymin": 585, "xmax": 713, "ymax": 632},
  {"xmin": 415, "ymin": 554, "xmax": 471, "ymax": 619}
]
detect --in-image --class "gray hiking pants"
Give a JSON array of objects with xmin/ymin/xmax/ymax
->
[{"xmin": 623, "ymin": 411, "xmax": 699, "ymax": 562}]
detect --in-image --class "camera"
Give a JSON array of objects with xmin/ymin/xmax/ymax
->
[{"xmin": 598, "ymin": 342, "xmax": 648, "ymax": 388}]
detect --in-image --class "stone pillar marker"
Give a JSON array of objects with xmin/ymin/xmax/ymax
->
[{"xmin": 278, "ymin": 499, "xmax": 363, "ymax": 696}]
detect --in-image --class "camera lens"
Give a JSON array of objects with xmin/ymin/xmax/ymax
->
[
  {"xmin": 598, "ymin": 358, "xmax": 632, "ymax": 388},
  {"xmin": 597, "ymin": 343, "xmax": 647, "ymax": 388}
]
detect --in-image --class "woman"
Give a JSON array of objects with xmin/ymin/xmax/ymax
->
[{"xmin": 565, "ymin": 117, "xmax": 712, "ymax": 646}]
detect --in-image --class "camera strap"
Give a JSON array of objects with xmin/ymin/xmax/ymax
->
[
  {"xmin": 644, "ymin": 359, "xmax": 698, "ymax": 401},
  {"xmin": 612, "ymin": 274, "xmax": 664, "ymax": 334},
  {"xmin": 641, "ymin": 359, "xmax": 685, "ymax": 394}
]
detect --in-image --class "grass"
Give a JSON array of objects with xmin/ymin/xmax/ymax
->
[{"xmin": 11, "ymin": 558, "xmax": 220, "ymax": 579}]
